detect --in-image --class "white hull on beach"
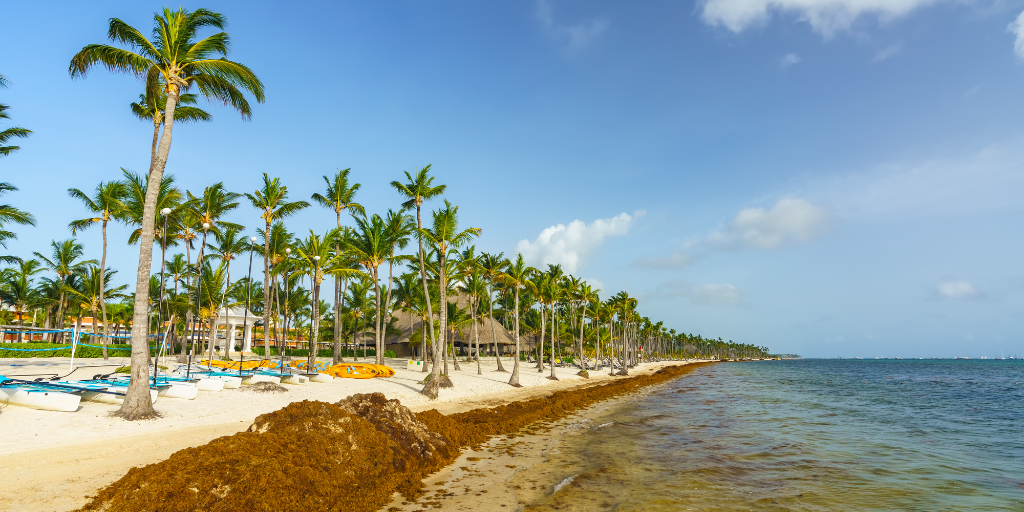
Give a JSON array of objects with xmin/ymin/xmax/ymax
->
[{"xmin": 0, "ymin": 387, "xmax": 81, "ymax": 412}]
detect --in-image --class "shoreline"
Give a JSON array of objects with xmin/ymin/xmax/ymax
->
[{"xmin": 0, "ymin": 358, "xmax": 711, "ymax": 512}]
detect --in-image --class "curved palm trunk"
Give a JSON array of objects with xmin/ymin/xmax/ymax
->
[
  {"xmin": 99, "ymin": 219, "xmax": 109, "ymax": 339},
  {"xmin": 262, "ymin": 220, "xmax": 272, "ymax": 359},
  {"xmin": 537, "ymin": 306, "xmax": 546, "ymax": 371},
  {"xmin": 416, "ymin": 204, "xmax": 436, "ymax": 377},
  {"xmin": 119, "ymin": 89, "xmax": 181, "ymax": 420},
  {"xmin": 548, "ymin": 305, "xmax": 558, "ymax": 380},
  {"xmin": 487, "ymin": 283, "xmax": 506, "ymax": 372},
  {"xmin": 422, "ymin": 248, "xmax": 449, "ymax": 398},
  {"xmin": 472, "ymin": 296, "xmax": 481, "ymax": 375},
  {"xmin": 508, "ymin": 287, "xmax": 522, "ymax": 387},
  {"xmin": 150, "ymin": 118, "xmax": 160, "ymax": 169}
]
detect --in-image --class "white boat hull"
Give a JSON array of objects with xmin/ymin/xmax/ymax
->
[
  {"xmin": 195, "ymin": 378, "xmax": 225, "ymax": 391},
  {"xmin": 280, "ymin": 374, "xmax": 308, "ymax": 385},
  {"xmin": 307, "ymin": 373, "xmax": 333, "ymax": 383},
  {"xmin": 242, "ymin": 374, "xmax": 281, "ymax": 385},
  {"xmin": 0, "ymin": 387, "xmax": 81, "ymax": 412},
  {"xmin": 157, "ymin": 383, "xmax": 198, "ymax": 400}
]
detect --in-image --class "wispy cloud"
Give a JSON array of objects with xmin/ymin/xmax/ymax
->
[
  {"xmin": 634, "ymin": 198, "xmax": 832, "ymax": 269},
  {"xmin": 1007, "ymin": 10, "xmax": 1024, "ymax": 60},
  {"xmin": 780, "ymin": 53, "xmax": 801, "ymax": 68},
  {"xmin": 536, "ymin": 0, "xmax": 609, "ymax": 52},
  {"xmin": 517, "ymin": 210, "xmax": 644, "ymax": 274},
  {"xmin": 936, "ymin": 280, "xmax": 980, "ymax": 300},
  {"xmin": 646, "ymin": 280, "xmax": 744, "ymax": 306},
  {"xmin": 872, "ymin": 44, "xmax": 901, "ymax": 62},
  {"xmin": 700, "ymin": 0, "xmax": 943, "ymax": 37}
]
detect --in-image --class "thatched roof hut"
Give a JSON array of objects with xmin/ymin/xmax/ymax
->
[{"xmin": 383, "ymin": 292, "xmax": 520, "ymax": 355}]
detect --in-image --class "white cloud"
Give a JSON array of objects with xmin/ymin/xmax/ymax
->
[
  {"xmin": 937, "ymin": 280, "xmax": 979, "ymax": 299},
  {"xmin": 516, "ymin": 211, "xmax": 643, "ymax": 274},
  {"xmin": 780, "ymin": 53, "xmax": 802, "ymax": 67},
  {"xmin": 872, "ymin": 44, "xmax": 901, "ymax": 62},
  {"xmin": 647, "ymin": 280, "xmax": 744, "ymax": 306},
  {"xmin": 536, "ymin": 0, "xmax": 609, "ymax": 51},
  {"xmin": 700, "ymin": 0, "xmax": 941, "ymax": 37},
  {"xmin": 712, "ymin": 198, "xmax": 833, "ymax": 249},
  {"xmin": 1007, "ymin": 10, "xmax": 1024, "ymax": 60},
  {"xmin": 634, "ymin": 250, "xmax": 702, "ymax": 269}
]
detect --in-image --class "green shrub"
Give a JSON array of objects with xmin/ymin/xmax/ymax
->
[
  {"xmin": 250, "ymin": 347, "xmax": 376, "ymax": 358},
  {"xmin": 383, "ymin": 350, "xmax": 396, "ymax": 358},
  {"xmin": 0, "ymin": 342, "xmax": 160, "ymax": 358}
]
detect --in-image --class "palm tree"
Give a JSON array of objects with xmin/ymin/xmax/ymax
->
[
  {"xmin": 70, "ymin": 7, "xmax": 264, "ymax": 420},
  {"xmin": 130, "ymin": 91, "xmax": 211, "ymax": 163},
  {"xmin": 121, "ymin": 168, "xmax": 182, "ymax": 245},
  {"xmin": 0, "ymin": 259, "xmax": 43, "ymax": 342},
  {"xmin": 347, "ymin": 214, "xmax": 393, "ymax": 365},
  {"xmin": 462, "ymin": 265, "xmax": 488, "ymax": 375},
  {"xmin": 67, "ymin": 266, "xmax": 128, "ymax": 358},
  {"xmin": 293, "ymin": 230, "xmax": 339, "ymax": 370},
  {"xmin": 479, "ymin": 252, "xmax": 509, "ymax": 372},
  {"xmin": 380, "ymin": 210, "xmax": 413, "ymax": 361},
  {"xmin": 0, "ymin": 183, "xmax": 36, "ymax": 263},
  {"xmin": 419, "ymin": 200, "xmax": 480, "ymax": 398},
  {"xmin": 245, "ymin": 173, "xmax": 309, "ymax": 359},
  {"xmin": 33, "ymin": 239, "xmax": 95, "ymax": 340},
  {"xmin": 0, "ymin": 73, "xmax": 30, "ymax": 157},
  {"xmin": 311, "ymin": 168, "xmax": 363, "ymax": 363},
  {"xmin": 390, "ymin": 165, "xmax": 446, "ymax": 374},
  {"xmin": 498, "ymin": 254, "xmax": 536, "ymax": 388},
  {"xmin": 68, "ymin": 181, "xmax": 128, "ymax": 338}
]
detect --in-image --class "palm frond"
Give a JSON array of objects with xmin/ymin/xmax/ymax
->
[{"xmin": 69, "ymin": 44, "xmax": 152, "ymax": 79}]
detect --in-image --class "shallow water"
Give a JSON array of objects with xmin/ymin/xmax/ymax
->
[{"xmin": 516, "ymin": 360, "xmax": 1024, "ymax": 511}]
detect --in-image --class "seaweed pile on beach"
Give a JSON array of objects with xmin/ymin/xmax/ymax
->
[{"xmin": 77, "ymin": 364, "xmax": 707, "ymax": 512}]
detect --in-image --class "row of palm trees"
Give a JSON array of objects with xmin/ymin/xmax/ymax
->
[{"xmin": 0, "ymin": 7, "xmax": 771, "ymax": 418}]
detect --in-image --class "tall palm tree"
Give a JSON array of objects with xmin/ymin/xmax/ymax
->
[
  {"xmin": 0, "ymin": 259, "xmax": 42, "ymax": 342},
  {"xmin": 311, "ymin": 168, "xmax": 363, "ymax": 363},
  {"xmin": 0, "ymin": 183, "xmax": 36, "ymax": 264},
  {"xmin": 498, "ymin": 254, "xmax": 536, "ymax": 388},
  {"xmin": 33, "ymin": 239, "xmax": 95, "ymax": 339},
  {"xmin": 67, "ymin": 266, "xmax": 128, "ymax": 358},
  {"xmin": 347, "ymin": 214, "xmax": 393, "ymax": 365},
  {"xmin": 479, "ymin": 252, "xmax": 508, "ymax": 372},
  {"xmin": 210, "ymin": 228, "xmax": 249, "ymax": 346},
  {"xmin": 70, "ymin": 7, "xmax": 264, "ymax": 420},
  {"xmin": 390, "ymin": 165, "xmax": 446, "ymax": 374},
  {"xmin": 419, "ymin": 200, "xmax": 480, "ymax": 398},
  {"xmin": 462, "ymin": 265, "xmax": 488, "ymax": 375},
  {"xmin": 380, "ymin": 209, "xmax": 413, "ymax": 361},
  {"xmin": 0, "ymin": 73, "xmax": 30, "ymax": 157},
  {"xmin": 130, "ymin": 91, "xmax": 211, "ymax": 163},
  {"xmin": 121, "ymin": 168, "xmax": 182, "ymax": 245},
  {"xmin": 246, "ymin": 173, "xmax": 309, "ymax": 359},
  {"xmin": 293, "ymin": 229, "xmax": 353, "ymax": 370},
  {"xmin": 68, "ymin": 181, "xmax": 128, "ymax": 338}
]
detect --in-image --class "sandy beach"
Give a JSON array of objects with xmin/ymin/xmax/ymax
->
[{"xmin": 0, "ymin": 357, "xmax": 708, "ymax": 512}]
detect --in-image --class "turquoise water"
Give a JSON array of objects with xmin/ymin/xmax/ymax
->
[{"xmin": 520, "ymin": 360, "xmax": 1024, "ymax": 511}]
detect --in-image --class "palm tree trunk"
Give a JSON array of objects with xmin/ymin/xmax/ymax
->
[
  {"xmin": 373, "ymin": 268, "xmax": 383, "ymax": 365},
  {"xmin": 309, "ymin": 277, "xmax": 320, "ymax": 371},
  {"xmin": 381, "ymin": 257, "xmax": 395, "ymax": 365},
  {"xmin": 508, "ymin": 287, "xmax": 522, "ymax": 387},
  {"xmin": 577, "ymin": 305, "xmax": 586, "ymax": 372},
  {"xmin": 438, "ymin": 253, "xmax": 450, "ymax": 380},
  {"xmin": 473, "ymin": 296, "xmax": 481, "ymax": 375},
  {"xmin": 333, "ymin": 211, "xmax": 343, "ymax": 364},
  {"xmin": 262, "ymin": 220, "xmax": 272, "ymax": 359},
  {"xmin": 150, "ymin": 118, "xmax": 160, "ymax": 168},
  {"xmin": 537, "ymin": 306, "xmax": 546, "ymax": 371},
  {"xmin": 417, "ymin": 203, "xmax": 437, "ymax": 378},
  {"xmin": 119, "ymin": 90, "xmax": 180, "ymax": 420},
  {"xmin": 548, "ymin": 305, "xmax": 558, "ymax": 380},
  {"xmin": 488, "ymin": 284, "xmax": 506, "ymax": 372},
  {"xmin": 100, "ymin": 219, "xmax": 109, "ymax": 338}
]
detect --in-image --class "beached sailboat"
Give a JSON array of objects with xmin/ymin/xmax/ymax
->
[{"xmin": 0, "ymin": 377, "xmax": 82, "ymax": 412}]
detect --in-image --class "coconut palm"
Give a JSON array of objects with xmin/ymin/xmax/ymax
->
[
  {"xmin": 380, "ymin": 210, "xmax": 414, "ymax": 360},
  {"xmin": 68, "ymin": 181, "xmax": 128, "ymax": 338},
  {"xmin": 70, "ymin": 7, "xmax": 264, "ymax": 420},
  {"xmin": 121, "ymin": 168, "xmax": 182, "ymax": 245},
  {"xmin": 0, "ymin": 73, "xmax": 30, "ymax": 157},
  {"xmin": 66, "ymin": 266, "xmax": 128, "ymax": 358},
  {"xmin": 245, "ymin": 173, "xmax": 309, "ymax": 359},
  {"xmin": 462, "ymin": 266, "xmax": 488, "ymax": 375},
  {"xmin": 294, "ymin": 229, "xmax": 360, "ymax": 369},
  {"xmin": 0, "ymin": 259, "xmax": 43, "ymax": 341},
  {"xmin": 347, "ymin": 214, "xmax": 393, "ymax": 365},
  {"xmin": 479, "ymin": 252, "xmax": 509, "ymax": 372},
  {"xmin": 497, "ymin": 254, "xmax": 536, "ymax": 388},
  {"xmin": 0, "ymin": 183, "xmax": 36, "ymax": 264},
  {"xmin": 33, "ymin": 239, "xmax": 95, "ymax": 339},
  {"xmin": 418, "ymin": 200, "xmax": 480, "ymax": 399},
  {"xmin": 311, "ymin": 168, "xmax": 364, "ymax": 362},
  {"xmin": 130, "ymin": 91, "xmax": 211, "ymax": 163},
  {"xmin": 390, "ymin": 165, "xmax": 446, "ymax": 374}
]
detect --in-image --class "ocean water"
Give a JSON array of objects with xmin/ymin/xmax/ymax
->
[{"xmin": 515, "ymin": 360, "xmax": 1024, "ymax": 511}]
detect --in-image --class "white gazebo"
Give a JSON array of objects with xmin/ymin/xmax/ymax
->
[{"xmin": 215, "ymin": 306, "xmax": 258, "ymax": 354}]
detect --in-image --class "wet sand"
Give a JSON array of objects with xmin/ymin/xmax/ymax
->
[{"xmin": 0, "ymin": 358, "xmax": 706, "ymax": 512}]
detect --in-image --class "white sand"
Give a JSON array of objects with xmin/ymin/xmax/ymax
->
[{"xmin": 0, "ymin": 356, "xmax": 707, "ymax": 512}]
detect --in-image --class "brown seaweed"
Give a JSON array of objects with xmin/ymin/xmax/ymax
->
[{"xmin": 77, "ymin": 363, "xmax": 708, "ymax": 512}]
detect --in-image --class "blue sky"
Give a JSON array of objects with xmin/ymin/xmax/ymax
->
[{"xmin": 2, "ymin": 0, "xmax": 1024, "ymax": 357}]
